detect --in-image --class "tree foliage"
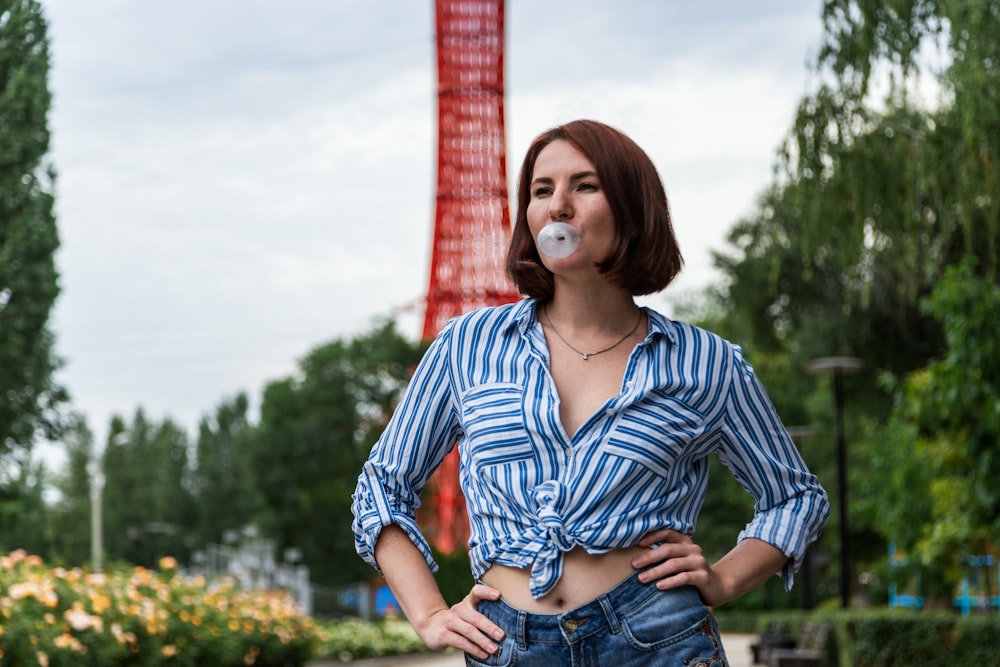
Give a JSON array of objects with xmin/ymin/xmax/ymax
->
[
  {"xmin": 865, "ymin": 263, "xmax": 1000, "ymax": 586},
  {"xmin": 248, "ymin": 319, "xmax": 425, "ymax": 586},
  {"xmin": 708, "ymin": 0, "xmax": 1000, "ymax": 602},
  {"xmin": 100, "ymin": 411, "xmax": 195, "ymax": 568},
  {"xmin": 0, "ymin": 0, "xmax": 64, "ymax": 476},
  {"xmin": 189, "ymin": 393, "xmax": 259, "ymax": 550},
  {"xmin": 48, "ymin": 412, "xmax": 94, "ymax": 565}
]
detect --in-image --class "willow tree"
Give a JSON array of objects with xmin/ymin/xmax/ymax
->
[
  {"xmin": 721, "ymin": 0, "xmax": 998, "ymax": 370},
  {"xmin": 0, "ymin": 1, "xmax": 64, "ymax": 479},
  {"xmin": 711, "ymin": 0, "xmax": 999, "ymax": 600}
]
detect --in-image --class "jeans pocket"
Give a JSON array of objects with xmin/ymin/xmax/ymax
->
[{"xmin": 464, "ymin": 634, "xmax": 516, "ymax": 666}]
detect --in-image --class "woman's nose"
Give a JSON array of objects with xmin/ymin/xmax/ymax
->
[{"xmin": 549, "ymin": 190, "xmax": 571, "ymax": 219}]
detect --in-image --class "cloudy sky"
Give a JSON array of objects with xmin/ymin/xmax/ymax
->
[{"xmin": 41, "ymin": 0, "xmax": 826, "ymax": 463}]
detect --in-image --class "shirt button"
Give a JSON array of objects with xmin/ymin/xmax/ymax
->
[
  {"xmin": 565, "ymin": 447, "xmax": 573, "ymax": 456},
  {"xmin": 605, "ymin": 408, "xmax": 615, "ymax": 416}
]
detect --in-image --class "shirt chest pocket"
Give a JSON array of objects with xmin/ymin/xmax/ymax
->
[
  {"xmin": 460, "ymin": 383, "xmax": 536, "ymax": 468},
  {"xmin": 602, "ymin": 396, "xmax": 708, "ymax": 477}
]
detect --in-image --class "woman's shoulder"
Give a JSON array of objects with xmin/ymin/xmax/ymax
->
[
  {"xmin": 442, "ymin": 299, "xmax": 532, "ymax": 335},
  {"xmin": 648, "ymin": 310, "xmax": 739, "ymax": 356}
]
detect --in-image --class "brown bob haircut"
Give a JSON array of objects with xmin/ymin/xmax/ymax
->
[{"xmin": 506, "ymin": 119, "xmax": 683, "ymax": 302}]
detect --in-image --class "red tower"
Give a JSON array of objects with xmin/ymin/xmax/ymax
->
[{"xmin": 421, "ymin": 0, "xmax": 520, "ymax": 554}]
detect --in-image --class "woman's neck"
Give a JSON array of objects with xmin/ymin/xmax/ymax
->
[{"xmin": 543, "ymin": 284, "xmax": 638, "ymax": 333}]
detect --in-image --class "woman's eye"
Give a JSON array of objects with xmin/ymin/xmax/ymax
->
[
  {"xmin": 577, "ymin": 182, "xmax": 599, "ymax": 191},
  {"xmin": 532, "ymin": 186, "xmax": 552, "ymax": 197}
]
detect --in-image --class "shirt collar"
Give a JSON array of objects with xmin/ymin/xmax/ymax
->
[
  {"xmin": 506, "ymin": 298, "xmax": 539, "ymax": 336},
  {"xmin": 644, "ymin": 305, "xmax": 679, "ymax": 346}
]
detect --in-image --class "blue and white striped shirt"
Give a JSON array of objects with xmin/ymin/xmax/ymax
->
[{"xmin": 352, "ymin": 298, "xmax": 829, "ymax": 599}]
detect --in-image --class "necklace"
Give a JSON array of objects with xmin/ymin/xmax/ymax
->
[{"xmin": 543, "ymin": 306, "xmax": 643, "ymax": 361}]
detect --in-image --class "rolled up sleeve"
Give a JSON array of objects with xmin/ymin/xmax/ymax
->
[
  {"xmin": 350, "ymin": 324, "xmax": 462, "ymax": 574},
  {"xmin": 716, "ymin": 348, "xmax": 831, "ymax": 590}
]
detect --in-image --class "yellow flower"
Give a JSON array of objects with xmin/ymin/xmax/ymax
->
[
  {"xmin": 65, "ymin": 605, "xmax": 103, "ymax": 632},
  {"xmin": 158, "ymin": 556, "xmax": 178, "ymax": 570},
  {"xmin": 111, "ymin": 623, "xmax": 137, "ymax": 647},
  {"xmin": 53, "ymin": 633, "xmax": 86, "ymax": 653},
  {"xmin": 9, "ymin": 581, "xmax": 38, "ymax": 600},
  {"xmin": 89, "ymin": 593, "xmax": 111, "ymax": 614},
  {"xmin": 36, "ymin": 651, "xmax": 49, "ymax": 667},
  {"xmin": 162, "ymin": 644, "xmax": 179, "ymax": 657}
]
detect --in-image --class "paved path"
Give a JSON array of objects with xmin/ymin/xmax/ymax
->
[{"xmin": 314, "ymin": 633, "xmax": 757, "ymax": 666}]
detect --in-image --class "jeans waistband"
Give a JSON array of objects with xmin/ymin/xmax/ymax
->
[{"xmin": 480, "ymin": 573, "xmax": 705, "ymax": 645}]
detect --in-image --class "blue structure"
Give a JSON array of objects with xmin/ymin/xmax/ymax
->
[
  {"xmin": 953, "ymin": 553, "xmax": 1000, "ymax": 616},
  {"xmin": 887, "ymin": 543, "xmax": 924, "ymax": 609},
  {"xmin": 374, "ymin": 584, "xmax": 401, "ymax": 617}
]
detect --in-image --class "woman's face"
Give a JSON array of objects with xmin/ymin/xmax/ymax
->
[{"xmin": 526, "ymin": 139, "xmax": 616, "ymax": 274}]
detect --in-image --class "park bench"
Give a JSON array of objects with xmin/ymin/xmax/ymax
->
[
  {"xmin": 751, "ymin": 620, "xmax": 832, "ymax": 666},
  {"xmin": 765, "ymin": 621, "xmax": 831, "ymax": 667}
]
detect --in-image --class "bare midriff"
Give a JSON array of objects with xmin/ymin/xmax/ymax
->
[{"xmin": 481, "ymin": 545, "xmax": 649, "ymax": 614}]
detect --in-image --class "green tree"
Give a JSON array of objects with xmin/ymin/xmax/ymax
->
[
  {"xmin": 101, "ymin": 410, "xmax": 195, "ymax": 567},
  {"xmin": 249, "ymin": 319, "xmax": 425, "ymax": 587},
  {"xmin": 48, "ymin": 412, "xmax": 95, "ymax": 566},
  {"xmin": 0, "ymin": 453, "xmax": 50, "ymax": 553},
  {"xmin": 189, "ymin": 393, "xmax": 260, "ymax": 550},
  {"xmin": 0, "ymin": 0, "xmax": 65, "ymax": 481},
  {"xmin": 865, "ymin": 263, "xmax": 1000, "ymax": 593},
  {"xmin": 718, "ymin": 0, "xmax": 999, "ymax": 371},
  {"xmin": 707, "ymin": 0, "xmax": 1000, "ymax": 602}
]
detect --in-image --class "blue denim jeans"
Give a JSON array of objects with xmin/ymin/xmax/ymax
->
[{"xmin": 465, "ymin": 574, "xmax": 729, "ymax": 666}]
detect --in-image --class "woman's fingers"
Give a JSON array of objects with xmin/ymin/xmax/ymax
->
[
  {"xmin": 461, "ymin": 585, "xmax": 506, "ymax": 642},
  {"xmin": 421, "ymin": 583, "xmax": 506, "ymax": 659},
  {"xmin": 632, "ymin": 530, "xmax": 716, "ymax": 593},
  {"xmin": 637, "ymin": 527, "xmax": 689, "ymax": 548},
  {"xmin": 632, "ymin": 529, "xmax": 693, "ymax": 568}
]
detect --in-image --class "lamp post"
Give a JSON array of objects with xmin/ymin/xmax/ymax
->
[
  {"xmin": 89, "ymin": 460, "xmax": 103, "ymax": 573},
  {"xmin": 806, "ymin": 356, "xmax": 863, "ymax": 609}
]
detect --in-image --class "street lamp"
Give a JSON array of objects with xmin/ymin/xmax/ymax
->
[{"xmin": 806, "ymin": 356, "xmax": 863, "ymax": 609}]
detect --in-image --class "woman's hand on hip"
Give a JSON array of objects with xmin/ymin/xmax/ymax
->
[
  {"xmin": 631, "ymin": 529, "xmax": 728, "ymax": 607},
  {"xmin": 414, "ymin": 582, "xmax": 506, "ymax": 659}
]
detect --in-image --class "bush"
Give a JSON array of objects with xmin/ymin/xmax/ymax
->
[
  {"xmin": 0, "ymin": 549, "xmax": 321, "ymax": 666},
  {"xmin": 954, "ymin": 616, "xmax": 1000, "ymax": 664},
  {"xmin": 738, "ymin": 608, "xmax": 1000, "ymax": 666},
  {"xmin": 315, "ymin": 617, "xmax": 426, "ymax": 661},
  {"xmin": 845, "ymin": 612, "xmax": 953, "ymax": 666}
]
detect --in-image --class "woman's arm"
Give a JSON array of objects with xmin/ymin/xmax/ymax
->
[
  {"xmin": 631, "ymin": 530, "xmax": 788, "ymax": 607},
  {"xmin": 374, "ymin": 524, "xmax": 506, "ymax": 659}
]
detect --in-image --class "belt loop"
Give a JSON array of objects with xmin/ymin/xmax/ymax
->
[
  {"xmin": 516, "ymin": 610, "xmax": 528, "ymax": 651},
  {"xmin": 598, "ymin": 594, "xmax": 621, "ymax": 634}
]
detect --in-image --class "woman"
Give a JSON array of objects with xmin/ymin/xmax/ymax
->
[{"xmin": 352, "ymin": 119, "xmax": 830, "ymax": 666}]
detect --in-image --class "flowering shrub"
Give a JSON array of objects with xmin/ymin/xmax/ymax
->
[
  {"xmin": 0, "ymin": 550, "xmax": 321, "ymax": 666},
  {"xmin": 315, "ymin": 617, "xmax": 426, "ymax": 661}
]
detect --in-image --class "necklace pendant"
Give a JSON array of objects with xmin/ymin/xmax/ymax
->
[{"xmin": 582, "ymin": 353, "xmax": 589, "ymax": 361}]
